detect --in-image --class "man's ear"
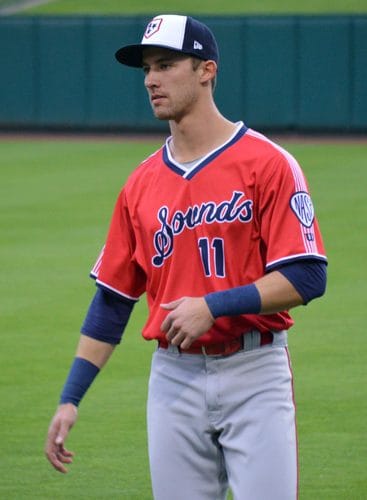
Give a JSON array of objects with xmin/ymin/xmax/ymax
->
[{"xmin": 199, "ymin": 60, "xmax": 217, "ymax": 85}]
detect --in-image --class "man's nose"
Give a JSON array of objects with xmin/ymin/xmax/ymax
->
[{"xmin": 144, "ymin": 71, "xmax": 159, "ymax": 89}]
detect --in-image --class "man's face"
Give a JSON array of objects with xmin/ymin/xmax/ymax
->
[{"xmin": 142, "ymin": 47, "xmax": 203, "ymax": 121}]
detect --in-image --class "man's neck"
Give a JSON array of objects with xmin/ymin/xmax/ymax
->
[{"xmin": 168, "ymin": 105, "xmax": 238, "ymax": 163}]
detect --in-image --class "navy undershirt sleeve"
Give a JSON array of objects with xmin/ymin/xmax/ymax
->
[
  {"xmin": 81, "ymin": 287, "xmax": 135, "ymax": 344},
  {"xmin": 277, "ymin": 260, "xmax": 327, "ymax": 304}
]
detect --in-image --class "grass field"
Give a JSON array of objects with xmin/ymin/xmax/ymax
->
[
  {"xmin": 1, "ymin": 0, "xmax": 366, "ymax": 498},
  {"xmin": 8, "ymin": 0, "xmax": 367, "ymax": 15},
  {"xmin": 0, "ymin": 136, "xmax": 366, "ymax": 499}
]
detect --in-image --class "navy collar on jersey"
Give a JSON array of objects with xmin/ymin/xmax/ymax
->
[{"xmin": 163, "ymin": 122, "xmax": 248, "ymax": 180}]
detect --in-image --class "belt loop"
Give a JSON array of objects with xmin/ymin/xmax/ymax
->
[
  {"xmin": 243, "ymin": 330, "xmax": 261, "ymax": 351},
  {"xmin": 272, "ymin": 330, "xmax": 288, "ymax": 347},
  {"xmin": 243, "ymin": 331, "xmax": 252, "ymax": 351},
  {"xmin": 166, "ymin": 344, "xmax": 181, "ymax": 356}
]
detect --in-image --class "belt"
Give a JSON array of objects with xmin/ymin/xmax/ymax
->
[{"xmin": 158, "ymin": 330, "xmax": 274, "ymax": 357}]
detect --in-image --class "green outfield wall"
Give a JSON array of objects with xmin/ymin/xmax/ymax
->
[{"xmin": 0, "ymin": 15, "xmax": 366, "ymax": 132}]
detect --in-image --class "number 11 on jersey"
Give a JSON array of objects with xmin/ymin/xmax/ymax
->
[{"xmin": 198, "ymin": 238, "xmax": 225, "ymax": 278}]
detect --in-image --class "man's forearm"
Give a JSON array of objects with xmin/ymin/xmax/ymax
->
[
  {"xmin": 204, "ymin": 270, "xmax": 303, "ymax": 319},
  {"xmin": 59, "ymin": 335, "xmax": 115, "ymax": 407},
  {"xmin": 254, "ymin": 270, "xmax": 304, "ymax": 314},
  {"xmin": 76, "ymin": 335, "xmax": 116, "ymax": 369},
  {"xmin": 205, "ymin": 261, "xmax": 326, "ymax": 319}
]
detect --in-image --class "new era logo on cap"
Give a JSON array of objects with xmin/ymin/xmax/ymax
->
[{"xmin": 115, "ymin": 14, "xmax": 219, "ymax": 68}]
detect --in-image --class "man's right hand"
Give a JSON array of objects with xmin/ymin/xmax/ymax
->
[{"xmin": 45, "ymin": 403, "xmax": 78, "ymax": 473}]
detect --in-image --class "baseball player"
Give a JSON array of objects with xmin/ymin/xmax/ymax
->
[{"xmin": 45, "ymin": 14, "xmax": 327, "ymax": 500}]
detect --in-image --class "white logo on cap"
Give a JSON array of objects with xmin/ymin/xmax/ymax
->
[
  {"xmin": 144, "ymin": 18, "xmax": 163, "ymax": 39},
  {"xmin": 193, "ymin": 41, "xmax": 203, "ymax": 50}
]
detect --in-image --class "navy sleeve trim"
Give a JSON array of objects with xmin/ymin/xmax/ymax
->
[
  {"xmin": 81, "ymin": 287, "xmax": 135, "ymax": 345},
  {"xmin": 95, "ymin": 279, "xmax": 140, "ymax": 303},
  {"xmin": 266, "ymin": 254, "xmax": 327, "ymax": 273}
]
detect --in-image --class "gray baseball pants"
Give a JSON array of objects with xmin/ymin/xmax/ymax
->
[{"xmin": 147, "ymin": 331, "xmax": 298, "ymax": 500}]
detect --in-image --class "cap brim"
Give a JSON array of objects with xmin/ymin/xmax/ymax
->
[
  {"xmin": 115, "ymin": 44, "xmax": 183, "ymax": 67},
  {"xmin": 115, "ymin": 44, "xmax": 145, "ymax": 67},
  {"xmin": 115, "ymin": 43, "xmax": 210, "ymax": 68}
]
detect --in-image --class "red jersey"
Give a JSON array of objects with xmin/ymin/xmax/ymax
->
[{"xmin": 91, "ymin": 124, "xmax": 327, "ymax": 345}]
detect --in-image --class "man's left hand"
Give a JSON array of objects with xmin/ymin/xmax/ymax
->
[{"xmin": 160, "ymin": 297, "xmax": 214, "ymax": 350}]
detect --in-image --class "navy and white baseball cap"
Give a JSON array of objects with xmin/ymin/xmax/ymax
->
[{"xmin": 115, "ymin": 14, "xmax": 219, "ymax": 67}]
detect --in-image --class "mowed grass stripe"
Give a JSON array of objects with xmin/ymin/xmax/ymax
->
[{"xmin": 25, "ymin": 0, "xmax": 367, "ymax": 15}]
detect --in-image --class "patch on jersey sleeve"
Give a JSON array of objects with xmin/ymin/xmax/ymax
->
[{"xmin": 290, "ymin": 191, "xmax": 315, "ymax": 228}]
